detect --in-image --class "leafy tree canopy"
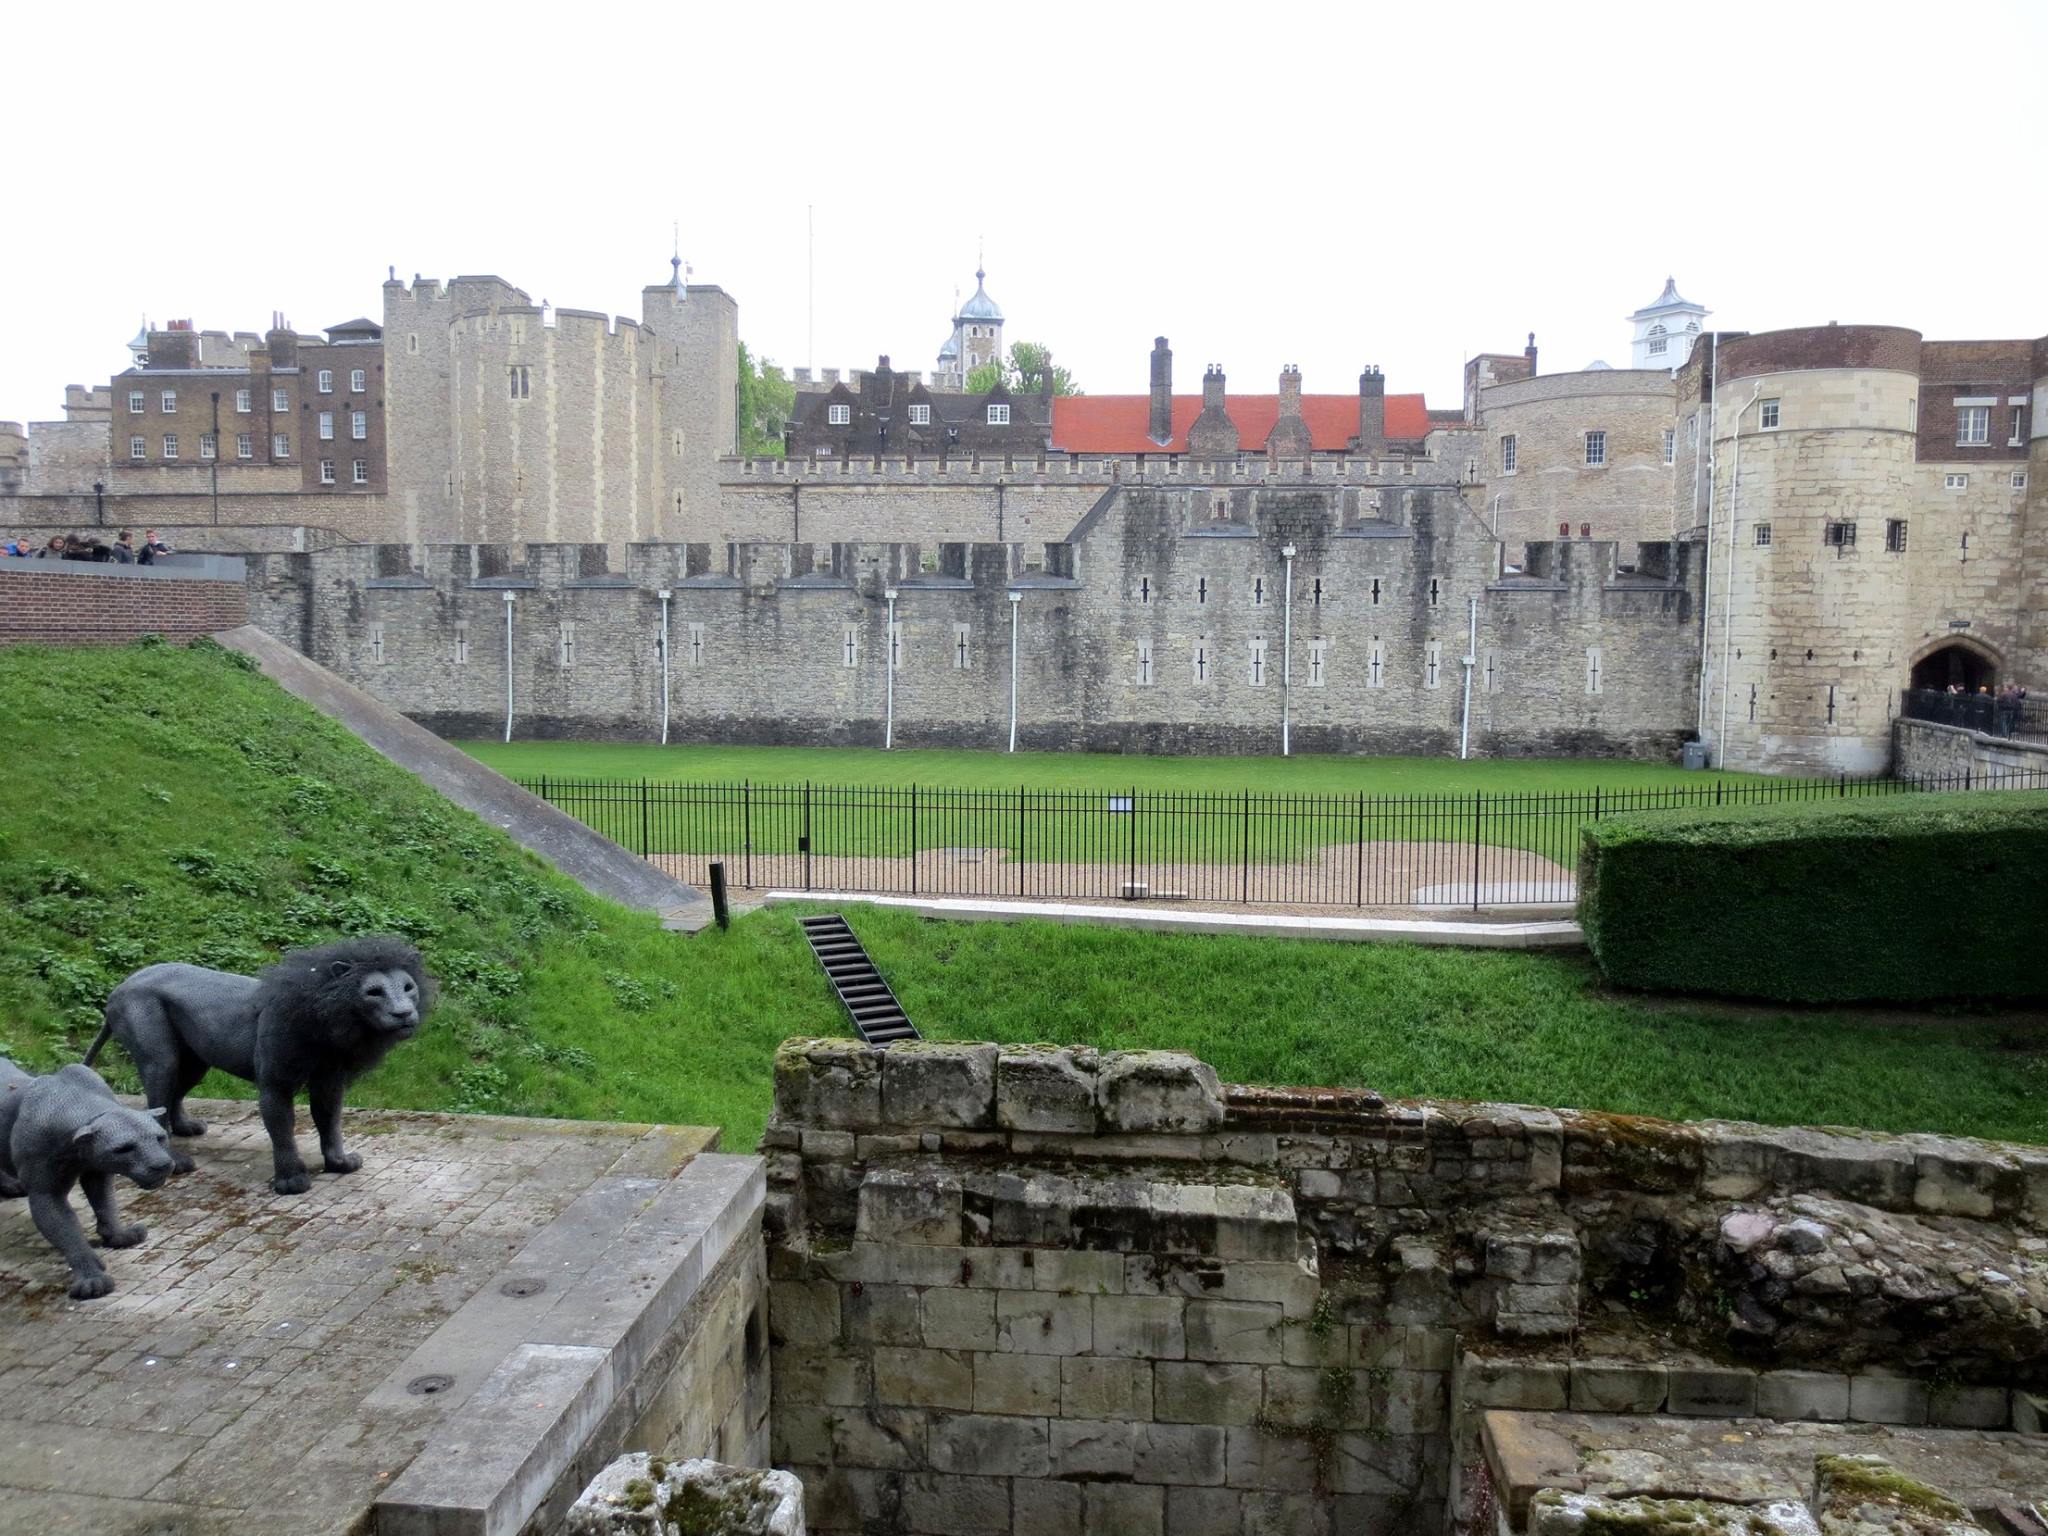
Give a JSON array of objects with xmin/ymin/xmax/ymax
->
[
  {"xmin": 737, "ymin": 342, "xmax": 795, "ymax": 457},
  {"xmin": 967, "ymin": 341, "xmax": 1080, "ymax": 398}
]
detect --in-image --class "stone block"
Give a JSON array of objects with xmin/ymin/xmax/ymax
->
[
  {"xmin": 1528, "ymin": 1491, "xmax": 1818, "ymax": 1535},
  {"xmin": 1812, "ymin": 1452, "xmax": 1976, "ymax": 1532},
  {"xmin": 882, "ymin": 1042, "xmax": 998, "ymax": 1129},
  {"xmin": 772, "ymin": 1346, "xmax": 870, "ymax": 1407},
  {"xmin": 565, "ymin": 1456, "xmax": 804, "ymax": 1535},
  {"xmin": 1062, "ymin": 1356, "xmax": 1153, "ymax": 1419},
  {"xmin": 902, "ymin": 1472, "xmax": 1011, "ymax": 1536},
  {"xmin": 1755, "ymin": 1370, "xmax": 1849, "ymax": 1422},
  {"xmin": 1928, "ymin": 1384, "xmax": 2008, "ymax": 1429},
  {"xmin": 1083, "ymin": 1483, "xmax": 1165, "ymax": 1536},
  {"xmin": 1460, "ymin": 1355, "xmax": 1568, "ymax": 1410},
  {"xmin": 971, "ymin": 1352, "xmax": 1061, "ymax": 1416},
  {"xmin": 2014, "ymin": 1390, "xmax": 2047, "ymax": 1435},
  {"xmin": 770, "ymin": 1403, "xmax": 836, "ymax": 1464},
  {"xmin": 1015, "ymin": 1479, "xmax": 1084, "ymax": 1536},
  {"xmin": 1849, "ymin": 1371, "xmax": 1930, "ymax": 1425},
  {"xmin": 1330, "ymin": 1494, "xmax": 1414, "ymax": 1536},
  {"xmin": 844, "ymin": 1282, "xmax": 922, "ymax": 1345},
  {"xmin": 799, "ymin": 1128, "xmax": 856, "ymax": 1160},
  {"xmin": 1186, "ymin": 1300, "xmax": 1286, "ymax": 1363},
  {"xmin": 1568, "ymin": 1360, "xmax": 1667, "ymax": 1414},
  {"xmin": 1148, "ymin": 1181, "xmax": 1220, "ymax": 1253},
  {"xmin": 1133, "ymin": 1422, "xmax": 1227, "ymax": 1486},
  {"xmin": 997, "ymin": 1044, "xmax": 1100, "ymax": 1133},
  {"xmin": 1166, "ymin": 1486, "xmax": 1244, "ymax": 1536},
  {"xmin": 1052, "ymin": 1417, "xmax": 1135, "ymax": 1478},
  {"xmin": 770, "ymin": 1279, "xmax": 841, "ymax": 1347},
  {"xmin": 1215, "ymin": 1185, "xmax": 1300, "ymax": 1262},
  {"xmin": 774, "ymin": 1038, "xmax": 881, "ymax": 1130},
  {"xmin": 997, "ymin": 1290, "xmax": 1093, "ymax": 1355},
  {"xmin": 1030, "ymin": 1248, "xmax": 1124, "ymax": 1296},
  {"xmin": 1090, "ymin": 1294, "xmax": 1186, "ymax": 1359},
  {"xmin": 991, "ymin": 1171, "xmax": 1080, "ymax": 1247},
  {"xmin": 1244, "ymin": 1492, "xmax": 1335, "ymax": 1536},
  {"xmin": 1381, "ymin": 1369, "xmax": 1447, "ymax": 1434},
  {"xmin": 833, "ymin": 1405, "xmax": 928, "ymax": 1470},
  {"xmin": 1404, "ymin": 1328, "xmax": 1455, "ymax": 1371},
  {"xmin": 928, "ymin": 1411, "xmax": 1050, "ymax": 1477},
  {"xmin": 1668, "ymin": 1365, "xmax": 1756, "ymax": 1417},
  {"xmin": 873, "ymin": 1347, "xmax": 974, "ymax": 1410},
  {"xmin": 1910, "ymin": 1138, "xmax": 2019, "ymax": 1218},
  {"xmin": 1225, "ymin": 1424, "xmax": 1320, "ymax": 1492},
  {"xmin": 856, "ymin": 1169, "xmax": 964, "ymax": 1246},
  {"xmin": 1155, "ymin": 1361, "xmax": 1265, "ymax": 1425},
  {"xmin": 922, "ymin": 1288, "xmax": 997, "ymax": 1351},
  {"xmin": 1097, "ymin": 1050, "xmax": 1225, "ymax": 1133}
]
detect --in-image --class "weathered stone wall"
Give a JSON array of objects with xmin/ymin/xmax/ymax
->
[
  {"xmin": 1891, "ymin": 716, "xmax": 2048, "ymax": 781},
  {"xmin": 760, "ymin": 1040, "xmax": 2047, "ymax": 1535}
]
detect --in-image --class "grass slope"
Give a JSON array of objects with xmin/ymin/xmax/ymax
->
[{"xmin": 2, "ymin": 642, "xmax": 2039, "ymax": 1150}]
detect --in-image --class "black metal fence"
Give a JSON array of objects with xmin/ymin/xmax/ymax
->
[
  {"xmin": 1900, "ymin": 688, "xmax": 2046, "ymax": 739},
  {"xmin": 518, "ymin": 765, "xmax": 2046, "ymax": 910}
]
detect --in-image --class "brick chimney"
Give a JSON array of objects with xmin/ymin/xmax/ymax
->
[
  {"xmin": 1186, "ymin": 365, "xmax": 1238, "ymax": 458},
  {"xmin": 1267, "ymin": 365, "xmax": 1312, "ymax": 463},
  {"xmin": 1148, "ymin": 337, "xmax": 1173, "ymax": 445},
  {"xmin": 1525, "ymin": 332, "xmax": 1539, "ymax": 376},
  {"xmin": 1357, "ymin": 365, "xmax": 1385, "ymax": 450}
]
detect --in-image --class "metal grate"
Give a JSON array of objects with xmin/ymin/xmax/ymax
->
[{"xmin": 799, "ymin": 913, "xmax": 918, "ymax": 1047}]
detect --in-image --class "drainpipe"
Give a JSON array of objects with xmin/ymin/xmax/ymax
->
[
  {"xmin": 657, "ymin": 588, "xmax": 672, "ymax": 746},
  {"xmin": 1007, "ymin": 591, "xmax": 1022, "ymax": 753},
  {"xmin": 501, "ymin": 589, "xmax": 517, "ymax": 743},
  {"xmin": 1459, "ymin": 595, "xmax": 1478, "ymax": 760},
  {"xmin": 884, "ymin": 586, "xmax": 898, "ymax": 750},
  {"xmin": 1279, "ymin": 543, "xmax": 1296, "ymax": 756},
  {"xmin": 1696, "ymin": 331, "xmax": 1719, "ymax": 744},
  {"xmin": 1718, "ymin": 381, "xmax": 1763, "ymax": 767}
]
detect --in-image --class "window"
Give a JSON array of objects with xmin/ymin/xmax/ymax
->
[
  {"xmin": 453, "ymin": 623, "xmax": 469, "ymax": 665},
  {"xmin": 1945, "ymin": 473, "xmax": 1969, "ymax": 490},
  {"xmin": 129, "ymin": 435, "xmax": 145, "ymax": 458},
  {"xmin": 1192, "ymin": 639, "xmax": 1209, "ymax": 684},
  {"xmin": 273, "ymin": 433, "xmax": 290, "ymax": 459},
  {"xmin": 841, "ymin": 626, "xmax": 858, "ymax": 667},
  {"xmin": 162, "ymin": 433, "xmax": 179, "ymax": 459},
  {"xmin": 1499, "ymin": 434, "xmax": 1517, "ymax": 474},
  {"xmin": 1760, "ymin": 399, "xmax": 1780, "ymax": 430},
  {"xmin": 369, "ymin": 623, "xmax": 384, "ymax": 663},
  {"xmin": 558, "ymin": 622, "xmax": 575, "ymax": 667},
  {"xmin": 319, "ymin": 459, "xmax": 336, "ymax": 484},
  {"xmin": 1248, "ymin": 636, "xmax": 1267, "ymax": 687},
  {"xmin": 987, "ymin": 404, "xmax": 1011, "ymax": 425},
  {"xmin": 909, "ymin": 404, "xmax": 931, "ymax": 426},
  {"xmin": 200, "ymin": 433, "xmax": 216, "ymax": 460},
  {"xmin": 1584, "ymin": 430, "xmax": 1606, "ymax": 467},
  {"xmin": 1957, "ymin": 406, "xmax": 1990, "ymax": 445},
  {"xmin": 1307, "ymin": 637, "xmax": 1326, "ymax": 687},
  {"xmin": 827, "ymin": 403, "xmax": 850, "ymax": 425},
  {"xmin": 688, "ymin": 622, "xmax": 706, "ymax": 667},
  {"xmin": 1136, "ymin": 637, "xmax": 1154, "ymax": 686},
  {"xmin": 1754, "ymin": 523, "xmax": 1772, "ymax": 547},
  {"xmin": 2011, "ymin": 406, "xmax": 2028, "ymax": 445},
  {"xmin": 2015, "ymin": 471, "xmax": 2029, "ymax": 490},
  {"xmin": 1824, "ymin": 521, "xmax": 1856, "ymax": 547},
  {"xmin": 1885, "ymin": 519, "xmax": 1908, "ymax": 553},
  {"xmin": 317, "ymin": 369, "xmax": 333, "ymax": 393},
  {"xmin": 888, "ymin": 623, "xmax": 904, "ymax": 671},
  {"xmin": 236, "ymin": 388, "xmax": 251, "ymax": 413},
  {"xmin": 1252, "ymin": 576, "xmax": 1265, "ymax": 607},
  {"xmin": 1907, "ymin": 397, "xmax": 1918, "ymax": 431},
  {"xmin": 1687, "ymin": 414, "xmax": 1699, "ymax": 445},
  {"xmin": 236, "ymin": 433, "xmax": 253, "ymax": 460},
  {"xmin": 128, "ymin": 391, "xmax": 144, "ymax": 414},
  {"xmin": 352, "ymin": 458, "xmax": 368, "ymax": 485},
  {"xmin": 351, "ymin": 411, "xmax": 368, "ymax": 441},
  {"xmin": 508, "ymin": 366, "xmax": 530, "ymax": 400},
  {"xmin": 1647, "ymin": 324, "xmax": 1667, "ymax": 356},
  {"xmin": 1661, "ymin": 428, "xmax": 1675, "ymax": 465},
  {"xmin": 161, "ymin": 390, "xmax": 177, "ymax": 413},
  {"xmin": 350, "ymin": 369, "xmax": 366, "ymax": 394},
  {"xmin": 1585, "ymin": 646, "xmax": 1603, "ymax": 695},
  {"xmin": 318, "ymin": 411, "xmax": 335, "ymax": 441},
  {"xmin": 1367, "ymin": 638, "xmax": 1384, "ymax": 689},
  {"xmin": 273, "ymin": 388, "xmax": 288, "ymax": 412},
  {"xmin": 951, "ymin": 622, "xmax": 970, "ymax": 670},
  {"xmin": 407, "ymin": 333, "xmax": 419, "ymax": 354},
  {"xmin": 1424, "ymin": 640, "xmax": 1442, "ymax": 690}
]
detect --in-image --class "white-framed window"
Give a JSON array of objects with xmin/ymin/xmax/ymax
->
[
  {"xmin": 1585, "ymin": 646, "xmax": 1603, "ymax": 695},
  {"xmin": 1647, "ymin": 324, "xmax": 1667, "ymax": 356},
  {"xmin": 827, "ymin": 403, "xmax": 850, "ymax": 425},
  {"xmin": 1754, "ymin": 523, "xmax": 1772, "ymax": 547},
  {"xmin": 909, "ymin": 403, "xmax": 931, "ymax": 426},
  {"xmin": 350, "ymin": 368, "xmax": 366, "ymax": 393},
  {"xmin": 162, "ymin": 433, "xmax": 179, "ymax": 459},
  {"xmin": 236, "ymin": 433, "xmax": 253, "ymax": 460},
  {"xmin": 508, "ymin": 365, "xmax": 530, "ymax": 400},
  {"xmin": 1248, "ymin": 635, "xmax": 1267, "ymax": 687},
  {"xmin": 1945, "ymin": 473, "xmax": 1969, "ymax": 490},
  {"xmin": 127, "ymin": 390, "xmax": 145, "ymax": 414},
  {"xmin": 352, "ymin": 458, "xmax": 368, "ymax": 485},
  {"xmin": 1661, "ymin": 428, "xmax": 1675, "ymax": 465},
  {"xmin": 987, "ymin": 404, "xmax": 1010, "ymax": 426},
  {"xmin": 2014, "ymin": 470, "xmax": 2029, "ymax": 490},
  {"xmin": 319, "ymin": 459, "xmax": 336, "ymax": 484},
  {"xmin": 1424, "ymin": 640, "xmax": 1442, "ymax": 690},
  {"xmin": 200, "ymin": 433, "xmax": 216, "ymax": 460},
  {"xmin": 235, "ymin": 388, "xmax": 252, "ymax": 413},
  {"xmin": 351, "ymin": 411, "xmax": 368, "ymax": 440},
  {"xmin": 688, "ymin": 622, "xmax": 706, "ymax": 667},
  {"xmin": 273, "ymin": 433, "xmax": 290, "ymax": 459},
  {"xmin": 1499, "ymin": 434, "xmax": 1517, "ymax": 474},
  {"xmin": 369, "ymin": 623, "xmax": 384, "ymax": 663},
  {"xmin": 1885, "ymin": 519, "xmax": 1908, "ymax": 553},
  {"xmin": 840, "ymin": 625, "xmax": 858, "ymax": 667},
  {"xmin": 2010, "ymin": 406, "xmax": 2027, "ymax": 445},
  {"xmin": 1760, "ymin": 399, "xmax": 1780, "ymax": 430},
  {"xmin": 1307, "ymin": 637, "xmax": 1327, "ymax": 688},
  {"xmin": 128, "ymin": 434, "xmax": 145, "ymax": 458},
  {"xmin": 161, "ymin": 390, "xmax": 178, "ymax": 413},
  {"xmin": 318, "ymin": 411, "xmax": 335, "ymax": 441},
  {"xmin": 453, "ymin": 623, "xmax": 469, "ymax": 665},
  {"xmin": 317, "ymin": 369, "xmax": 333, "ymax": 393},
  {"xmin": 1584, "ymin": 430, "xmax": 1606, "ymax": 467},
  {"xmin": 558, "ymin": 621, "xmax": 576, "ymax": 667},
  {"xmin": 1957, "ymin": 405, "xmax": 1990, "ymax": 445},
  {"xmin": 272, "ymin": 387, "xmax": 289, "ymax": 412},
  {"xmin": 1136, "ymin": 636, "xmax": 1154, "ymax": 686}
]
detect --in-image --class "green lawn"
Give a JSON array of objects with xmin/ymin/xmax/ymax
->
[{"xmin": 3, "ymin": 642, "xmax": 2039, "ymax": 1156}]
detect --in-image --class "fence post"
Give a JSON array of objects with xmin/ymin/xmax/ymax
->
[
  {"xmin": 1241, "ymin": 789, "xmax": 1251, "ymax": 904},
  {"xmin": 1018, "ymin": 785, "xmax": 1026, "ymax": 898},
  {"xmin": 910, "ymin": 784, "xmax": 918, "ymax": 896},
  {"xmin": 1355, "ymin": 792, "xmax": 1365, "ymax": 908},
  {"xmin": 639, "ymin": 778, "xmax": 650, "ymax": 857},
  {"xmin": 1129, "ymin": 785, "xmax": 1139, "ymax": 898},
  {"xmin": 744, "ymin": 780, "xmax": 752, "ymax": 888},
  {"xmin": 803, "ymin": 780, "xmax": 812, "ymax": 893},
  {"xmin": 1471, "ymin": 789, "xmax": 1482, "ymax": 913}
]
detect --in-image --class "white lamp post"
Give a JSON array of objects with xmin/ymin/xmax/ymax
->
[
  {"xmin": 501, "ymin": 589, "xmax": 517, "ymax": 744},
  {"xmin": 1007, "ymin": 591, "xmax": 1022, "ymax": 753},
  {"xmin": 1279, "ymin": 543, "xmax": 1296, "ymax": 757},
  {"xmin": 884, "ymin": 587, "xmax": 899, "ymax": 750}
]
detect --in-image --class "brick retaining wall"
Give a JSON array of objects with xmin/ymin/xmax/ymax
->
[{"xmin": 0, "ymin": 558, "xmax": 248, "ymax": 645}]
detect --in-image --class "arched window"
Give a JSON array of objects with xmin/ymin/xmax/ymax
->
[{"xmin": 1647, "ymin": 323, "xmax": 1667, "ymax": 357}]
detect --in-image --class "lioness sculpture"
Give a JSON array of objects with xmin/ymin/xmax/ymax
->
[
  {"xmin": 1, "ymin": 1061, "xmax": 175, "ymax": 1298},
  {"xmin": 89, "ymin": 936, "xmax": 433, "ymax": 1195}
]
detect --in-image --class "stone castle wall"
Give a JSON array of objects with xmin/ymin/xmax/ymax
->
[
  {"xmin": 1891, "ymin": 716, "xmax": 2048, "ymax": 781},
  {"xmin": 760, "ymin": 1039, "xmax": 2047, "ymax": 1535}
]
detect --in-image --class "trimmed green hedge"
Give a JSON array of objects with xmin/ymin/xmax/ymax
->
[{"xmin": 1578, "ymin": 790, "xmax": 2048, "ymax": 1004}]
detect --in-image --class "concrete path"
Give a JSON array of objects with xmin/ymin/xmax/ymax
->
[
  {"xmin": 760, "ymin": 890, "xmax": 1584, "ymax": 948},
  {"xmin": 216, "ymin": 625, "xmax": 713, "ymax": 932}
]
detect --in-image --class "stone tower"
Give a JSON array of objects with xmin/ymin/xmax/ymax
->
[
  {"xmin": 936, "ymin": 266, "xmax": 1004, "ymax": 388},
  {"xmin": 1629, "ymin": 277, "xmax": 1709, "ymax": 369}
]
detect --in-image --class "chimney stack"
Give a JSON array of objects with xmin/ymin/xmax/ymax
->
[
  {"xmin": 1525, "ymin": 332, "xmax": 1539, "ymax": 377},
  {"xmin": 1148, "ymin": 337, "xmax": 1173, "ymax": 444},
  {"xmin": 1268, "ymin": 365, "xmax": 1312, "ymax": 463},
  {"xmin": 1186, "ymin": 364, "xmax": 1239, "ymax": 458},
  {"xmin": 1357, "ymin": 365, "xmax": 1386, "ymax": 450}
]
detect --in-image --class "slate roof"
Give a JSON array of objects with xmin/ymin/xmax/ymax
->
[
  {"xmin": 1050, "ymin": 393, "xmax": 1431, "ymax": 453},
  {"xmin": 1629, "ymin": 277, "xmax": 1701, "ymax": 319}
]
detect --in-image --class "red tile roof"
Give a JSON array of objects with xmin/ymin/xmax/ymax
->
[{"xmin": 1050, "ymin": 393, "xmax": 1430, "ymax": 453}]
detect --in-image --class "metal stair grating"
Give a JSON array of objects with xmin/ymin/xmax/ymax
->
[{"xmin": 800, "ymin": 913, "xmax": 921, "ymax": 1047}]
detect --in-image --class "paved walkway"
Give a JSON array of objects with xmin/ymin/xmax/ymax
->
[
  {"xmin": 0, "ymin": 1099, "xmax": 714, "ymax": 1534},
  {"xmin": 761, "ymin": 890, "xmax": 1584, "ymax": 948}
]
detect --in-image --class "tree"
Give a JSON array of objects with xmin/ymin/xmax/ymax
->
[
  {"xmin": 736, "ymin": 341, "xmax": 795, "ymax": 457},
  {"xmin": 965, "ymin": 342, "xmax": 1080, "ymax": 398}
]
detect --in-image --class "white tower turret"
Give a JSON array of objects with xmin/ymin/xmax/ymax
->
[{"xmin": 1629, "ymin": 277, "xmax": 1709, "ymax": 369}]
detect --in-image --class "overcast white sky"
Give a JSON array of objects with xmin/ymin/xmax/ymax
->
[{"xmin": 4, "ymin": 0, "xmax": 2043, "ymax": 427}]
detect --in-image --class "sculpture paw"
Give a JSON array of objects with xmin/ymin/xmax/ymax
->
[
  {"xmin": 171, "ymin": 1116, "xmax": 207, "ymax": 1138},
  {"xmin": 98, "ymin": 1223, "xmax": 148, "ymax": 1250},
  {"xmin": 68, "ymin": 1270, "xmax": 115, "ymax": 1301},
  {"xmin": 323, "ymin": 1151, "xmax": 363, "ymax": 1175},
  {"xmin": 272, "ymin": 1169, "xmax": 312, "ymax": 1196}
]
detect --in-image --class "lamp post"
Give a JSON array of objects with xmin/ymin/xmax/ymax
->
[
  {"xmin": 501, "ymin": 590, "xmax": 517, "ymax": 744},
  {"xmin": 209, "ymin": 390, "xmax": 221, "ymax": 525},
  {"xmin": 1279, "ymin": 543, "xmax": 1296, "ymax": 757},
  {"xmin": 657, "ymin": 588, "xmax": 672, "ymax": 746},
  {"xmin": 884, "ymin": 587, "xmax": 899, "ymax": 750},
  {"xmin": 1007, "ymin": 591, "xmax": 1022, "ymax": 753},
  {"xmin": 92, "ymin": 479, "xmax": 105, "ymax": 528}
]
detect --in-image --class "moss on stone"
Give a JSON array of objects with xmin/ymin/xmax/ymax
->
[
  {"xmin": 619, "ymin": 1476, "xmax": 655, "ymax": 1513},
  {"xmin": 660, "ymin": 1472, "xmax": 777, "ymax": 1535},
  {"xmin": 1813, "ymin": 1453, "xmax": 1971, "ymax": 1521}
]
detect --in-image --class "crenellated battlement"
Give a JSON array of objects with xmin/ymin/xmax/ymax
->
[{"xmin": 719, "ymin": 446, "xmax": 1463, "ymax": 488}]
